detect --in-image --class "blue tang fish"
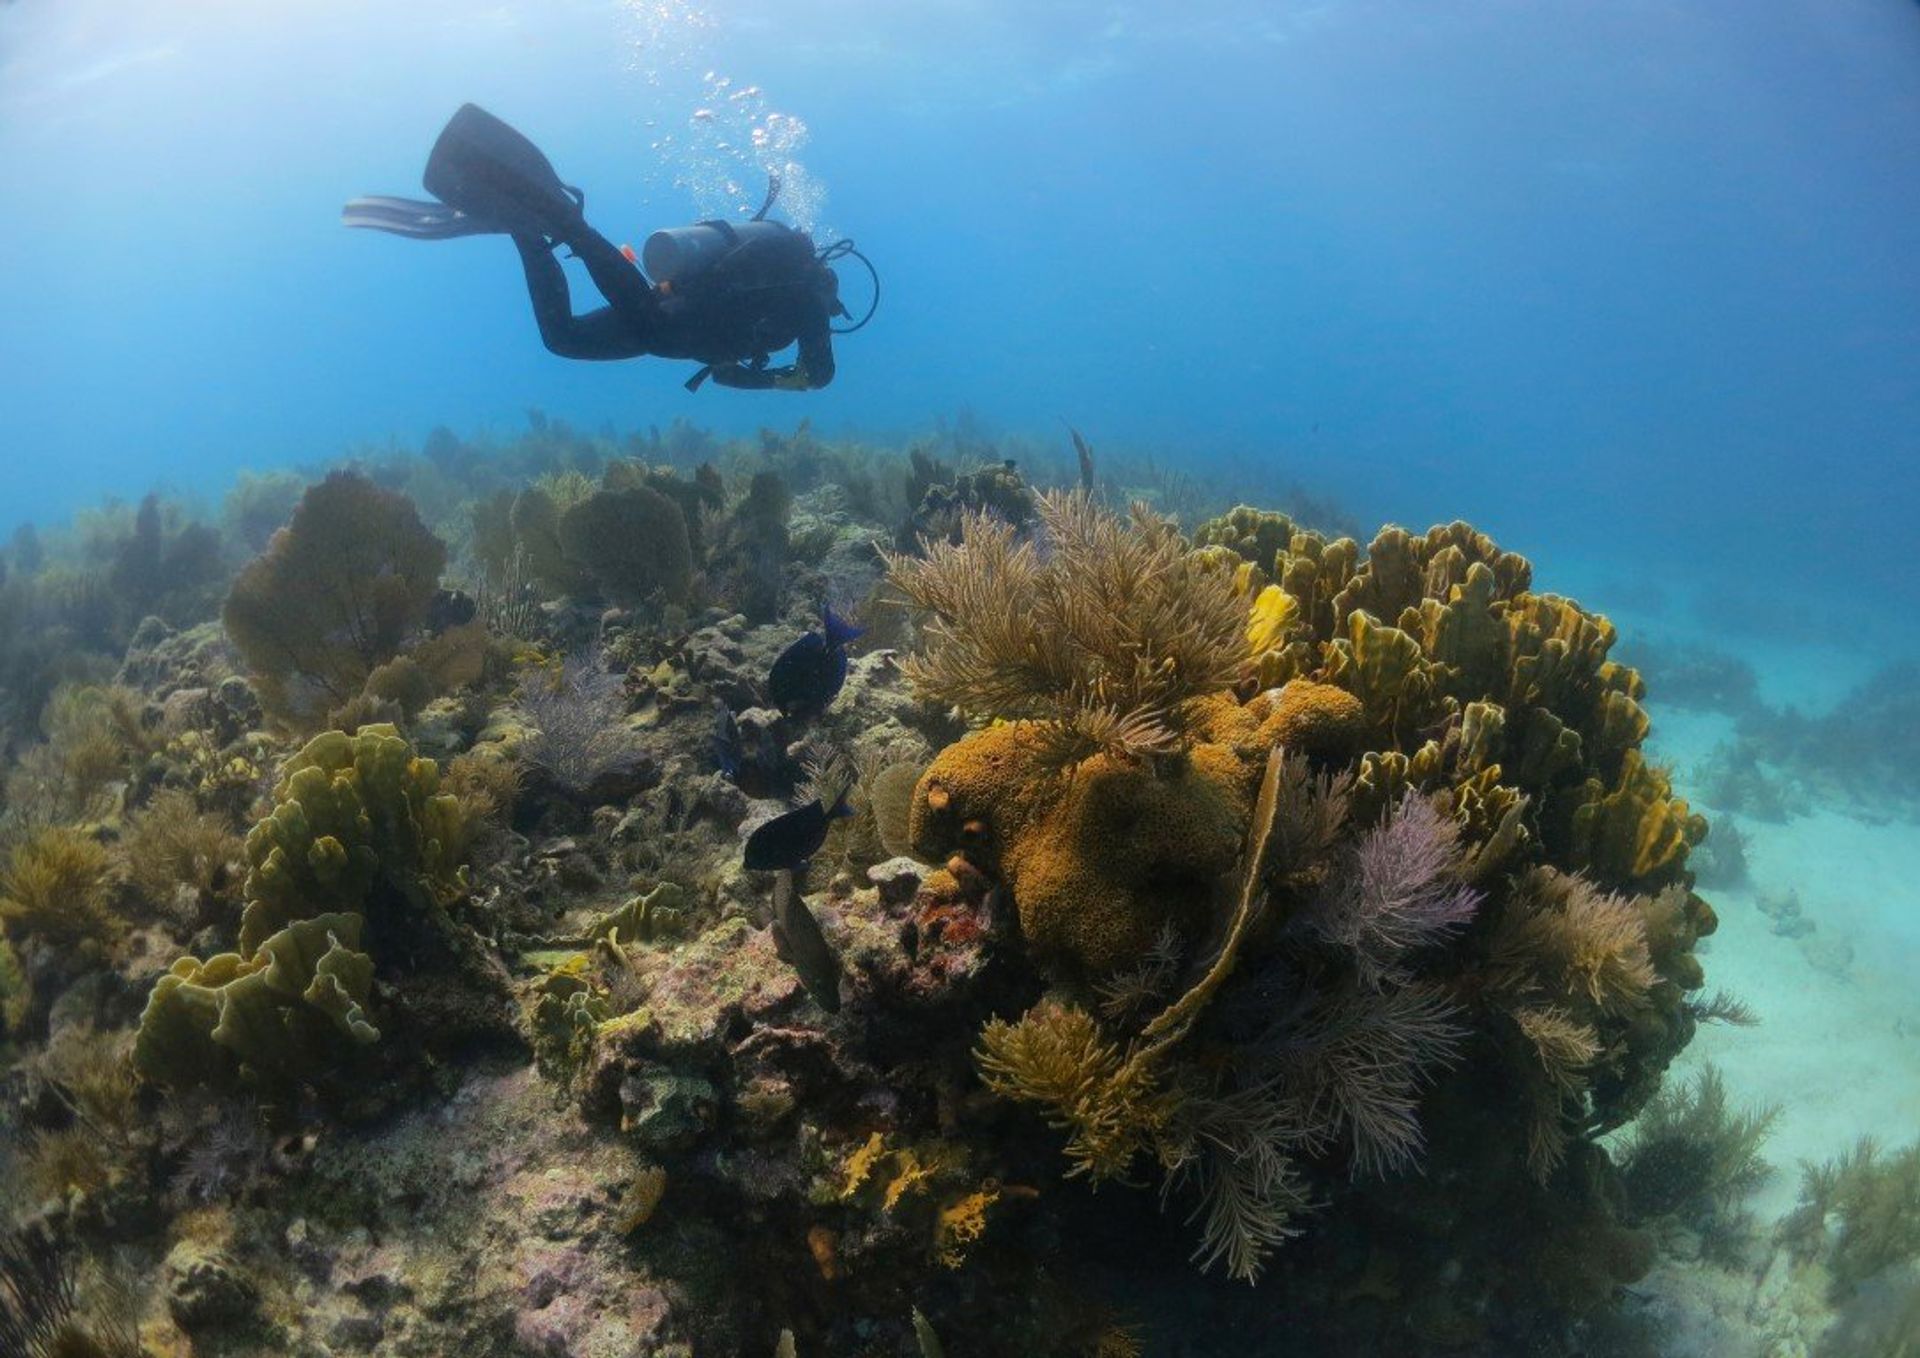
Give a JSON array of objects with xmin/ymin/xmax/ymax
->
[
  {"xmin": 767, "ymin": 604, "xmax": 864, "ymax": 719},
  {"xmin": 743, "ymin": 784, "xmax": 856, "ymax": 872}
]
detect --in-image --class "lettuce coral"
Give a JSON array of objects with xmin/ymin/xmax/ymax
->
[
  {"xmin": 238, "ymin": 723, "xmax": 472, "ymax": 953},
  {"xmin": 133, "ymin": 911, "xmax": 378, "ymax": 1093},
  {"xmin": 134, "ymin": 724, "xmax": 505, "ymax": 1100}
]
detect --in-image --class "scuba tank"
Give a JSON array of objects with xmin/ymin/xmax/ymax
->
[{"xmin": 641, "ymin": 219, "xmax": 793, "ymax": 286}]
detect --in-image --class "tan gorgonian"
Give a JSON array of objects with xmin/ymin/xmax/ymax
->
[
  {"xmin": 884, "ymin": 491, "xmax": 1245, "ymax": 762},
  {"xmin": 1486, "ymin": 866, "xmax": 1662, "ymax": 1178},
  {"xmin": 1511, "ymin": 1004, "xmax": 1604, "ymax": 1177},
  {"xmin": 975, "ymin": 998, "xmax": 1176, "ymax": 1182},
  {"xmin": 1493, "ymin": 868, "xmax": 1657, "ymax": 1016},
  {"xmin": 123, "ymin": 789, "xmax": 244, "ymax": 915}
]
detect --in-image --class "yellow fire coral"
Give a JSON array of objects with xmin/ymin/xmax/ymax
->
[{"xmin": 934, "ymin": 1185, "xmax": 1000, "ymax": 1268}]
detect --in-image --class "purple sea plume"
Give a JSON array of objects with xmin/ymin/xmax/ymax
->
[{"xmin": 1303, "ymin": 792, "xmax": 1482, "ymax": 991}]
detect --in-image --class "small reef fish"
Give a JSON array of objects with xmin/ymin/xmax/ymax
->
[
  {"xmin": 766, "ymin": 604, "xmax": 864, "ymax": 719},
  {"xmin": 426, "ymin": 587, "xmax": 477, "ymax": 632},
  {"xmin": 743, "ymin": 787, "xmax": 854, "ymax": 872},
  {"xmin": 710, "ymin": 699, "xmax": 740, "ymax": 779},
  {"xmin": 770, "ymin": 869, "xmax": 842, "ymax": 1013}
]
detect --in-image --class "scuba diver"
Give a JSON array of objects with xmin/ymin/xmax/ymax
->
[{"xmin": 343, "ymin": 104, "xmax": 873, "ymax": 392}]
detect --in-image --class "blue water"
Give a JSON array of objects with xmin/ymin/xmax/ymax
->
[{"xmin": 2, "ymin": 0, "xmax": 1918, "ymax": 617}]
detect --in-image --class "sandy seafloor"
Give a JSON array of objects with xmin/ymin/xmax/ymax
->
[{"xmin": 1572, "ymin": 595, "xmax": 1920, "ymax": 1356}]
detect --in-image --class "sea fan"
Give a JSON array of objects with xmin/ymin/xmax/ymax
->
[{"xmin": 513, "ymin": 651, "xmax": 639, "ymax": 796}]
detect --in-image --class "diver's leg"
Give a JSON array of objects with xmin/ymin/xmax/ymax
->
[{"xmin": 513, "ymin": 235, "xmax": 647, "ymax": 360}]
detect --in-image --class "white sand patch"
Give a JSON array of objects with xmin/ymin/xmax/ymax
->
[{"xmin": 1646, "ymin": 704, "xmax": 1920, "ymax": 1224}]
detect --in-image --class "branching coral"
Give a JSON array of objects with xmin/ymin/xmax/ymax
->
[
  {"xmin": 223, "ymin": 472, "xmax": 447, "ymax": 726},
  {"xmin": 886, "ymin": 491, "xmax": 1245, "ymax": 761},
  {"xmin": 1483, "ymin": 866, "xmax": 1668, "ymax": 1178},
  {"xmin": 1493, "ymin": 868, "xmax": 1656, "ymax": 1015},
  {"xmin": 1251, "ymin": 980, "xmax": 1466, "ymax": 1179},
  {"xmin": 1162, "ymin": 1085, "xmax": 1312, "ymax": 1282},
  {"xmin": 975, "ymin": 999, "xmax": 1177, "ymax": 1181},
  {"xmin": 1618, "ymin": 1063, "xmax": 1778, "ymax": 1220},
  {"xmin": 1298, "ymin": 792, "xmax": 1480, "ymax": 990},
  {"xmin": 122, "ymin": 789, "xmax": 243, "ymax": 921}
]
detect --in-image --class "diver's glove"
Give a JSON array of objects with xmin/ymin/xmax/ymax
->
[{"xmin": 702, "ymin": 362, "xmax": 812, "ymax": 392}]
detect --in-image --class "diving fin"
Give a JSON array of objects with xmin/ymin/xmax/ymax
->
[
  {"xmin": 341, "ymin": 195, "xmax": 501, "ymax": 240},
  {"xmin": 420, "ymin": 103, "xmax": 587, "ymax": 242}
]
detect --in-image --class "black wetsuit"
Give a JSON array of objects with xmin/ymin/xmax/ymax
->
[{"xmin": 513, "ymin": 220, "xmax": 835, "ymax": 390}]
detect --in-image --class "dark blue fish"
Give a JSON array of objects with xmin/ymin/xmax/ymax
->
[
  {"xmin": 767, "ymin": 604, "xmax": 864, "ymax": 719},
  {"xmin": 743, "ymin": 786, "xmax": 855, "ymax": 872}
]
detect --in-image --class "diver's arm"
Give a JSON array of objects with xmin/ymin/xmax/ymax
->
[
  {"xmin": 707, "ymin": 306, "xmax": 835, "ymax": 391},
  {"xmin": 794, "ymin": 310, "xmax": 835, "ymax": 389},
  {"xmin": 705, "ymin": 363, "xmax": 775, "ymax": 390},
  {"xmin": 514, "ymin": 236, "xmax": 650, "ymax": 360}
]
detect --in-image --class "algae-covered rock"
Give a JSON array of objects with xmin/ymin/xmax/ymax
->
[
  {"xmin": 619, "ymin": 1069, "xmax": 719, "ymax": 1152},
  {"xmin": 164, "ymin": 1239, "xmax": 261, "ymax": 1331}
]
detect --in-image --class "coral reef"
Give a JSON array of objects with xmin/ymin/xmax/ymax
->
[
  {"xmin": 890, "ymin": 497, "xmax": 1718, "ymax": 1324},
  {"xmin": 0, "ymin": 422, "xmax": 1781, "ymax": 1357}
]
